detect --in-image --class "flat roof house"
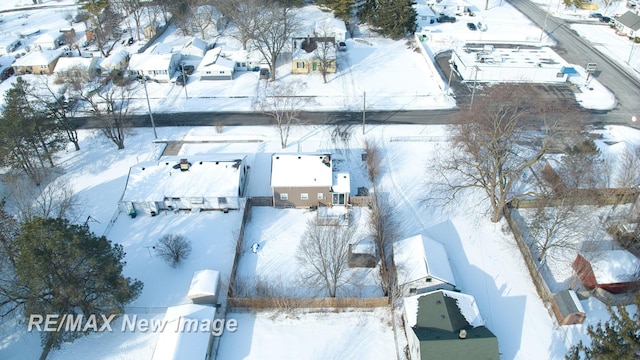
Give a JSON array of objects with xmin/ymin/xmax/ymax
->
[
  {"xmin": 119, "ymin": 156, "xmax": 248, "ymax": 216},
  {"xmin": 271, "ymin": 153, "xmax": 350, "ymax": 208}
]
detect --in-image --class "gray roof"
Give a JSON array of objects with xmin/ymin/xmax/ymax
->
[{"xmin": 616, "ymin": 11, "xmax": 640, "ymax": 31}]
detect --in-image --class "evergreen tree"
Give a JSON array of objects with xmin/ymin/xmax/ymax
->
[
  {"xmin": 566, "ymin": 292, "xmax": 640, "ymax": 360},
  {"xmin": 321, "ymin": 0, "xmax": 355, "ymax": 21},
  {"xmin": 0, "ymin": 78, "xmax": 63, "ymax": 185},
  {"xmin": 358, "ymin": 0, "xmax": 417, "ymax": 39},
  {"xmin": 4, "ymin": 217, "xmax": 143, "ymax": 360}
]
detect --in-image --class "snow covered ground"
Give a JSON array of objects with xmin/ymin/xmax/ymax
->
[{"xmin": 0, "ymin": 0, "xmax": 639, "ymax": 359}]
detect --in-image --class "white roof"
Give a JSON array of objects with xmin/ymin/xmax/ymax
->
[
  {"xmin": 145, "ymin": 42, "xmax": 173, "ymax": 55},
  {"xmin": 101, "ymin": 50, "xmax": 128, "ymax": 70},
  {"xmin": 315, "ymin": 17, "xmax": 347, "ymax": 35},
  {"xmin": 588, "ymin": 250, "xmax": 640, "ymax": 284},
  {"xmin": 404, "ymin": 290, "xmax": 485, "ymax": 328},
  {"xmin": 187, "ymin": 269, "xmax": 220, "ymax": 299},
  {"xmin": 54, "ymin": 57, "xmax": 96, "ymax": 72},
  {"xmin": 129, "ymin": 52, "xmax": 178, "ymax": 71},
  {"xmin": 151, "ymin": 304, "xmax": 216, "ymax": 360},
  {"xmin": 0, "ymin": 38, "xmax": 19, "ymax": 47},
  {"xmin": 181, "ymin": 37, "xmax": 208, "ymax": 57},
  {"xmin": 332, "ymin": 172, "xmax": 350, "ymax": 193},
  {"xmin": 198, "ymin": 48, "xmax": 235, "ymax": 72},
  {"xmin": 393, "ymin": 232, "xmax": 456, "ymax": 287},
  {"xmin": 271, "ymin": 153, "xmax": 333, "ymax": 188},
  {"xmin": 121, "ymin": 157, "xmax": 245, "ymax": 202},
  {"xmin": 14, "ymin": 49, "xmax": 63, "ymax": 66},
  {"xmin": 33, "ymin": 32, "xmax": 62, "ymax": 44}
]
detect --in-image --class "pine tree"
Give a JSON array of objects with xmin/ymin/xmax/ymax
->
[
  {"xmin": 566, "ymin": 292, "xmax": 640, "ymax": 359},
  {"xmin": 357, "ymin": 0, "xmax": 417, "ymax": 40},
  {"xmin": 321, "ymin": 0, "xmax": 355, "ymax": 21},
  {"xmin": 8, "ymin": 217, "xmax": 143, "ymax": 360}
]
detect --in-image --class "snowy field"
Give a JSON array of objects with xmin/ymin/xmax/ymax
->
[{"xmin": 0, "ymin": 0, "xmax": 639, "ymax": 359}]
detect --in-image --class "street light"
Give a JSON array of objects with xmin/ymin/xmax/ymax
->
[
  {"xmin": 539, "ymin": 0, "xmax": 552, "ymax": 42},
  {"xmin": 139, "ymin": 75, "xmax": 157, "ymax": 139}
]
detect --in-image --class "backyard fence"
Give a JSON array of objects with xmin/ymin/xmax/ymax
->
[
  {"xmin": 227, "ymin": 198, "xmax": 254, "ymax": 299},
  {"xmin": 510, "ymin": 188, "xmax": 639, "ymax": 208},
  {"xmin": 227, "ymin": 297, "xmax": 389, "ymax": 310}
]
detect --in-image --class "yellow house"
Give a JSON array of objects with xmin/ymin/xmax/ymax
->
[
  {"xmin": 291, "ymin": 37, "xmax": 337, "ymax": 75},
  {"xmin": 12, "ymin": 49, "xmax": 64, "ymax": 75}
]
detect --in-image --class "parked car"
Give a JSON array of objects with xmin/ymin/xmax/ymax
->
[
  {"xmin": 176, "ymin": 74, "xmax": 188, "ymax": 86},
  {"xmin": 259, "ymin": 68, "xmax": 269, "ymax": 80},
  {"xmin": 600, "ymin": 16, "xmax": 612, "ymax": 23},
  {"xmin": 467, "ymin": 22, "xmax": 477, "ymax": 30},
  {"xmin": 337, "ymin": 41, "xmax": 347, "ymax": 51},
  {"xmin": 477, "ymin": 22, "xmax": 488, "ymax": 31},
  {"xmin": 589, "ymin": 12, "xmax": 603, "ymax": 18},
  {"xmin": 0, "ymin": 67, "xmax": 14, "ymax": 81},
  {"xmin": 437, "ymin": 15, "xmax": 456, "ymax": 23},
  {"xmin": 182, "ymin": 64, "xmax": 195, "ymax": 75}
]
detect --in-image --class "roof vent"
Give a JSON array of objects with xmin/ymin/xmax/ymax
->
[{"xmin": 459, "ymin": 329, "xmax": 467, "ymax": 339}]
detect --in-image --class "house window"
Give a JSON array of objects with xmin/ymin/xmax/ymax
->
[
  {"xmin": 301, "ymin": 193, "xmax": 309, "ymax": 200},
  {"xmin": 409, "ymin": 288, "xmax": 417, "ymax": 294},
  {"xmin": 422, "ymin": 16, "xmax": 427, "ymax": 20},
  {"xmin": 296, "ymin": 61, "xmax": 305, "ymax": 69},
  {"xmin": 40, "ymin": 65, "xmax": 48, "ymax": 69},
  {"xmin": 206, "ymin": 71, "xmax": 211, "ymax": 74},
  {"xmin": 280, "ymin": 193, "xmax": 288, "ymax": 200},
  {"xmin": 219, "ymin": 71, "xmax": 225, "ymax": 74},
  {"xmin": 317, "ymin": 193, "xmax": 323, "ymax": 200},
  {"xmin": 218, "ymin": 197, "xmax": 227, "ymax": 205},
  {"xmin": 332, "ymin": 193, "xmax": 345, "ymax": 205}
]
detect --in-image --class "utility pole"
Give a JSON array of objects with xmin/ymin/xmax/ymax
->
[
  {"xmin": 540, "ymin": 0, "xmax": 552, "ymax": 42},
  {"xmin": 447, "ymin": 59, "xmax": 455, "ymax": 92},
  {"xmin": 627, "ymin": 41, "xmax": 636, "ymax": 65},
  {"xmin": 141, "ymin": 76, "xmax": 157, "ymax": 139},
  {"xmin": 469, "ymin": 66, "xmax": 480, "ymax": 110},
  {"xmin": 180, "ymin": 63, "xmax": 189, "ymax": 100},
  {"xmin": 362, "ymin": 91, "xmax": 366, "ymax": 135}
]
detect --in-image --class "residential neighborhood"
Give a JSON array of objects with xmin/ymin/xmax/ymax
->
[{"xmin": 0, "ymin": 0, "xmax": 638, "ymax": 359}]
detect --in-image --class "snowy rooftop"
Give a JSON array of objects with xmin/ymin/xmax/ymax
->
[
  {"xmin": 332, "ymin": 172, "xmax": 350, "ymax": 194},
  {"xmin": 404, "ymin": 289, "xmax": 485, "ymax": 328},
  {"xmin": 13, "ymin": 49, "xmax": 63, "ymax": 66},
  {"xmin": 53, "ymin": 57, "xmax": 97, "ymax": 72},
  {"xmin": 393, "ymin": 233, "xmax": 457, "ymax": 287},
  {"xmin": 121, "ymin": 157, "xmax": 245, "ymax": 202},
  {"xmin": 454, "ymin": 44, "xmax": 567, "ymax": 70},
  {"xmin": 181, "ymin": 37, "xmax": 207, "ymax": 57},
  {"xmin": 129, "ymin": 52, "xmax": 177, "ymax": 71},
  {"xmin": 198, "ymin": 48, "xmax": 235, "ymax": 71},
  {"xmin": 150, "ymin": 304, "xmax": 216, "ymax": 360},
  {"xmin": 270, "ymin": 153, "xmax": 333, "ymax": 188},
  {"xmin": 101, "ymin": 50, "xmax": 128, "ymax": 69},
  {"xmin": 187, "ymin": 269, "xmax": 220, "ymax": 299},
  {"xmin": 588, "ymin": 250, "xmax": 640, "ymax": 284}
]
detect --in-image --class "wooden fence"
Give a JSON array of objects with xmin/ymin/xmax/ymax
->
[
  {"xmin": 227, "ymin": 297, "xmax": 389, "ymax": 310},
  {"xmin": 511, "ymin": 188, "xmax": 638, "ymax": 208},
  {"xmin": 349, "ymin": 196, "xmax": 372, "ymax": 207}
]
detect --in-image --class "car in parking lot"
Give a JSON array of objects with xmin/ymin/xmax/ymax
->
[
  {"xmin": 437, "ymin": 15, "xmax": 456, "ymax": 23},
  {"xmin": 467, "ymin": 22, "xmax": 477, "ymax": 30}
]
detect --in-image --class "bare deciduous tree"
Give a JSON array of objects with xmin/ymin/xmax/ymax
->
[
  {"xmin": 296, "ymin": 219, "xmax": 355, "ymax": 297},
  {"xmin": 255, "ymin": 80, "xmax": 310, "ymax": 148},
  {"xmin": 616, "ymin": 145, "xmax": 640, "ymax": 188},
  {"xmin": 368, "ymin": 190, "xmax": 398, "ymax": 296},
  {"xmin": 217, "ymin": 0, "xmax": 262, "ymax": 50},
  {"xmin": 251, "ymin": 3, "xmax": 299, "ymax": 81},
  {"xmin": 558, "ymin": 138, "xmax": 608, "ymax": 189},
  {"xmin": 6, "ymin": 175, "xmax": 82, "ymax": 223},
  {"xmin": 526, "ymin": 200, "xmax": 582, "ymax": 265},
  {"xmin": 81, "ymin": 82, "xmax": 135, "ymax": 149},
  {"xmin": 190, "ymin": 4, "xmax": 221, "ymax": 39},
  {"xmin": 32, "ymin": 80, "xmax": 81, "ymax": 151},
  {"xmin": 156, "ymin": 234, "xmax": 192, "ymax": 268},
  {"xmin": 427, "ymin": 84, "xmax": 581, "ymax": 223}
]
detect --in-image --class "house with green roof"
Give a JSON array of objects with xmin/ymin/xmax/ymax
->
[{"xmin": 403, "ymin": 290, "xmax": 499, "ymax": 360}]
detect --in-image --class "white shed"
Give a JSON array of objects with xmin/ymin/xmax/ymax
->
[
  {"xmin": 187, "ymin": 269, "xmax": 221, "ymax": 305},
  {"xmin": 32, "ymin": 32, "xmax": 64, "ymax": 50},
  {"xmin": 181, "ymin": 37, "xmax": 208, "ymax": 61}
]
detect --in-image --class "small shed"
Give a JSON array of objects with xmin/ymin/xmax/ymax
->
[
  {"xmin": 187, "ymin": 270, "xmax": 220, "ymax": 305},
  {"xmin": 573, "ymin": 250, "xmax": 640, "ymax": 294},
  {"xmin": 551, "ymin": 290, "xmax": 586, "ymax": 325},
  {"xmin": 181, "ymin": 37, "xmax": 208, "ymax": 61},
  {"xmin": 32, "ymin": 32, "xmax": 64, "ymax": 50}
]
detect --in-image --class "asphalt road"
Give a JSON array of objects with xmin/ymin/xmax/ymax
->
[
  {"xmin": 509, "ymin": 0, "xmax": 640, "ymax": 127},
  {"xmin": 68, "ymin": 0, "xmax": 639, "ymax": 128}
]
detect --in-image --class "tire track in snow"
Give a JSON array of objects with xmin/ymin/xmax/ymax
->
[{"xmin": 380, "ymin": 127, "xmax": 427, "ymax": 231}]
